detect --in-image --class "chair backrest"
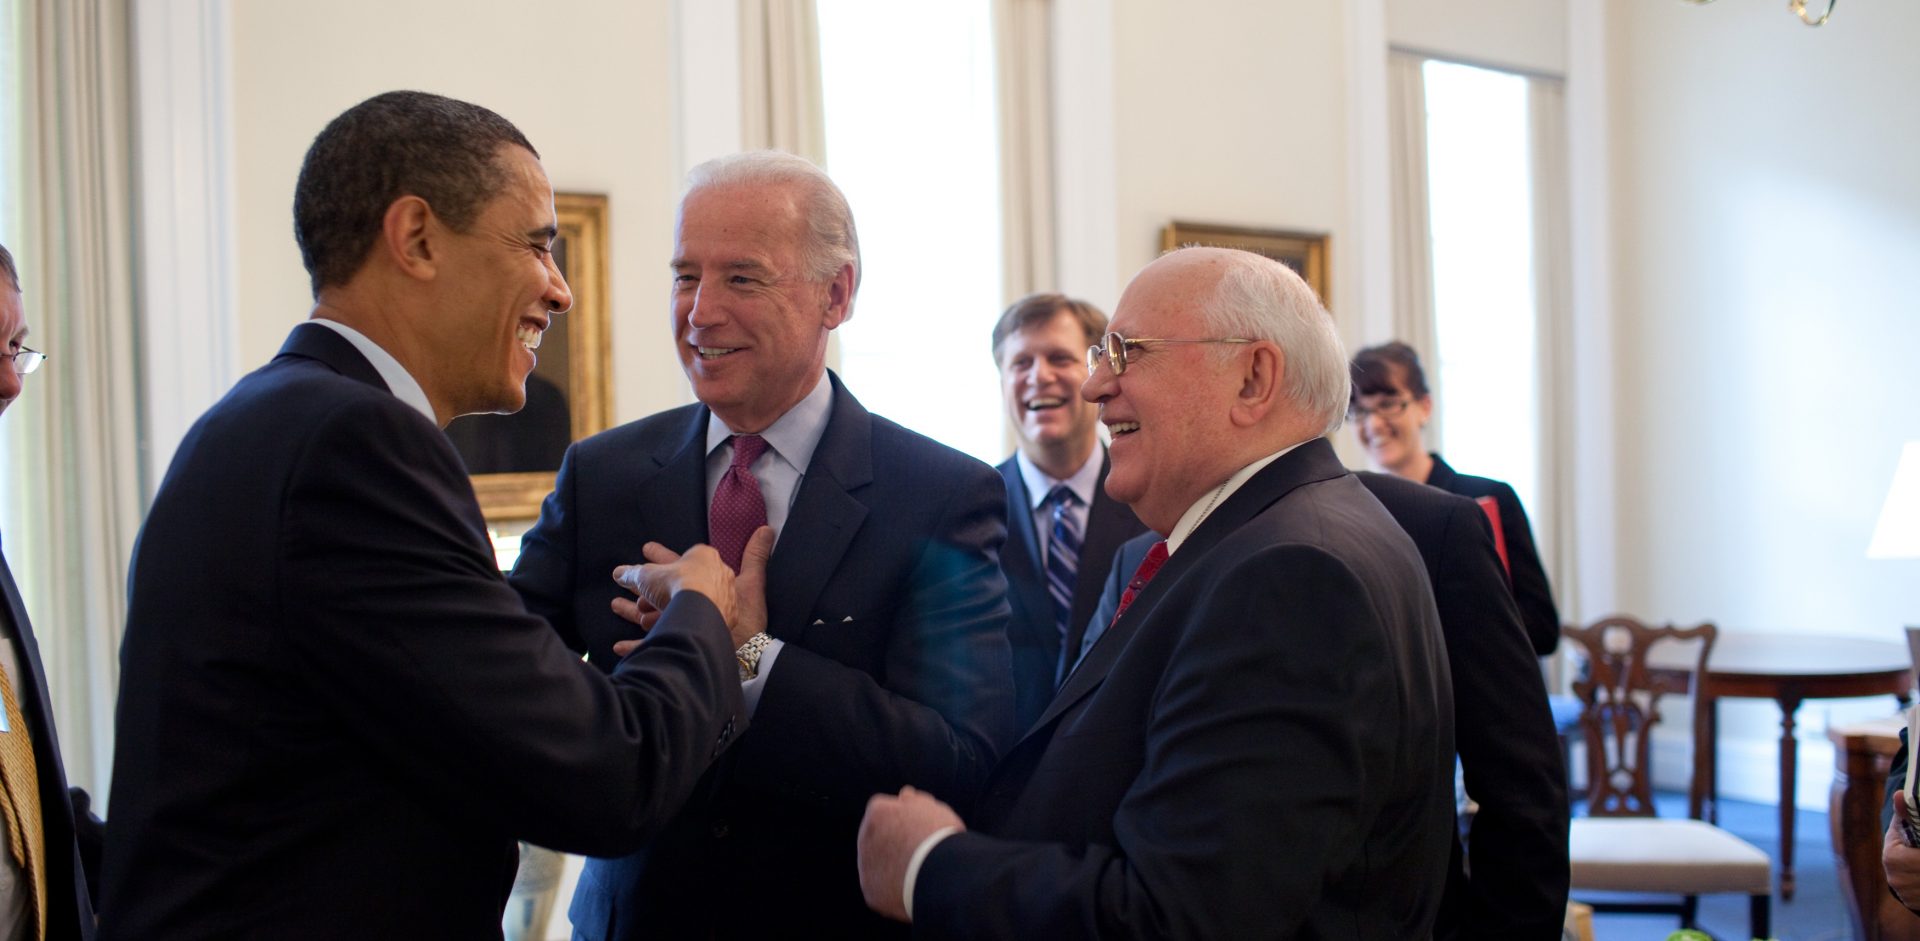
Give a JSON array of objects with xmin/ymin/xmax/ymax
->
[{"xmin": 1560, "ymin": 616, "xmax": 1717, "ymax": 818}]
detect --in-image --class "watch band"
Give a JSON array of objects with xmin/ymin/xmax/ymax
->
[{"xmin": 735, "ymin": 632, "xmax": 774, "ymax": 682}]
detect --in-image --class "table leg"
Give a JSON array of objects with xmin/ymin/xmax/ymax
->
[
  {"xmin": 1692, "ymin": 690, "xmax": 1716, "ymax": 821},
  {"xmin": 1779, "ymin": 694, "xmax": 1804, "ymax": 901}
]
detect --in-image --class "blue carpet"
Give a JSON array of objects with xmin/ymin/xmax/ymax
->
[{"xmin": 1580, "ymin": 792, "xmax": 1851, "ymax": 941}]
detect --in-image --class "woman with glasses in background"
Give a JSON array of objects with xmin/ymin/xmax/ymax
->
[{"xmin": 1348, "ymin": 341, "xmax": 1560, "ymax": 656}]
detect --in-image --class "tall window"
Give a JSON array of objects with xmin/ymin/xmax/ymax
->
[
  {"xmin": 817, "ymin": 0, "xmax": 1005, "ymax": 464},
  {"xmin": 1422, "ymin": 60, "xmax": 1540, "ymax": 515}
]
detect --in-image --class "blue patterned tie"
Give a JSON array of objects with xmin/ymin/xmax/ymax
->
[{"xmin": 1044, "ymin": 485, "xmax": 1083, "ymax": 660}]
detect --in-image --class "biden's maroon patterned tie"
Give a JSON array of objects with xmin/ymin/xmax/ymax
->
[{"xmin": 710, "ymin": 434, "xmax": 769, "ymax": 572}]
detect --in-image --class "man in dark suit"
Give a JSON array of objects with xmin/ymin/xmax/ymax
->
[
  {"xmin": 508, "ymin": 151, "xmax": 1014, "ymax": 939},
  {"xmin": 990, "ymin": 292, "xmax": 1145, "ymax": 731},
  {"xmin": 0, "ymin": 243, "xmax": 101, "ymax": 941},
  {"xmin": 100, "ymin": 92, "xmax": 748, "ymax": 939},
  {"xmin": 857, "ymin": 247, "xmax": 1455, "ymax": 938},
  {"xmin": 1351, "ymin": 474, "xmax": 1568, "ymax": 940},
  {"xmin": 1088, "ymin": 475, "xmax": 1571, "ymax": 938}
]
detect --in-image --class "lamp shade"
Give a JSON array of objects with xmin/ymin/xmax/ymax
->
[{"xmin": 1868, "ymin": 441, "xmax": 1920, "ymax": 559}]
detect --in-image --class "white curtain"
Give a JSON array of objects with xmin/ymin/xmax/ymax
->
[
  {"xmin": 740, "ymin": 0, "xmax": 826, "ymax": 164},
  {"xmin": 993, "ymin": 0, "xmax": 1055, "ymax": 303},
  {"xmin": 1529, "ymin": 76, "xmax": 1578, "ymax": 621},
  {"xmin": 1386, "ymin": 52, "xmax": 1441, "ymax": 450},
  {"xmin": 10, "ymin": 0, "xmax": 144, "ymax": 801}
]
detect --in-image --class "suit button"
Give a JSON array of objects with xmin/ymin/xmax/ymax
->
[{"xmin": 712, "ymin": 821, "xmax": 729, "ymax": 838}]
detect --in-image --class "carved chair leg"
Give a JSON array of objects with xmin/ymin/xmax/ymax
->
[
  {"xmin": 1750, "ymin": 892, "xmax": 1770, "ymax": 939},
  {"xmin": 1680, "ymin": 894, "xmax": 1699, "ymax": 929}
]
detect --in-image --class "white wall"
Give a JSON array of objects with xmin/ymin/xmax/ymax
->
[
  {"xmin": 1608, "ymin": 0, "xmax": 1920, "ymax": 804},
  {"xmin": 1108, "ymin": 1, "xmax": 1354, "ymax": 321},
  {"xmin": 229, "ymin": 0, "xmax": 692, "ymax": 424}
]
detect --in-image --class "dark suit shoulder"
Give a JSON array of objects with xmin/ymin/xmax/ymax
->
[
  {"xmin": 571, "ymin": 402, "xmax": 705, "ymax": 458},
  {"xmin": 1357, "ymin": 471, "xmax": 1482, "ymax": 532}
]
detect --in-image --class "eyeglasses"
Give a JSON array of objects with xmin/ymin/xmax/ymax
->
[
  {"xmin": 1347, "ymin": 395, "xmax": 1410, "ymax": 422},
  {"xmin": 1085, "ymin": 332, "xmax": 1253, "ymax": 377},
  {"xmin": 8, "ymin": 348, "xmax": 45, "ymax": 376}
]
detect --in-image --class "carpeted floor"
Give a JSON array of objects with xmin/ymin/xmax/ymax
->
[{"xmin": 1579, "ymin": 792, "xmax": 1855, "ymax": 941}]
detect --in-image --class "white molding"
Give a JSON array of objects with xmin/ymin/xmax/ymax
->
[
  {"xmin": 131, "ymin": 0, "xmax": 238, "ymax": 499},
  {"xmin": 1049, "ymin": 0, "xmax": 1120, "ymax": 310},
  {"xmin": 672, "ymin": 0, "xmax": 744, "ymax": 181},
  {"xmin": 1564, "ymin": 0, "xmax": 1616, "ymax": 619},
  {"xmin": 1344, "ymin": 0, "xmax": 1394, "ymax": 346}
]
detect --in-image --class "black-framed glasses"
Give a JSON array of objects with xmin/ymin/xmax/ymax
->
[
  {"xmin": 1085, "ymin": 332, "xmax": 1253, "ymax": 377},
  {"xmin": 1347, "ymin": 395, "xmax": 1411, "ymax": 422},
  {"xmin": 8, "ymin": 348, "xmax": 45, "ymax": 376}
]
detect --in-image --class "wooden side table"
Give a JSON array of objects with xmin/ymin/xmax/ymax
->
[
  {"xmin": 1649, "ymin": 633, "xmax": 1912, "ymax": 900},
  {"xmin": 1829, "ymin": 717, "xmax": 1920, "ymax": 941}
]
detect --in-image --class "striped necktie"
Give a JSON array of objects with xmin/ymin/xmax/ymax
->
[{"xmin": 1044, "ymin": 485, "xmax": 1083, "ymax": 659}]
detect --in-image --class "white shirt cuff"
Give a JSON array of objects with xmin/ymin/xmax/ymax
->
[
  {"xmin": 740, "ymin": 638, "xmax": 784, "ymax": 717},
  {"xmin": 901, "ymin": 825, "xmax": 959, "ymax": 922}
]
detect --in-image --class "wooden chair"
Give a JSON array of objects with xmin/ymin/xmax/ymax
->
[{"xmin": 1562, "ymin": 616, "xmax": 1772, "ymax": 938}]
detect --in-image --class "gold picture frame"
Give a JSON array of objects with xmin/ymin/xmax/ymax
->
[
  {"xmin": 451, "ymin": 192, "xmax": 614, "ymax": 523},
  {"xmin": 1160, "ymin": 221, "xmax": 1331, "ymax": 309}
]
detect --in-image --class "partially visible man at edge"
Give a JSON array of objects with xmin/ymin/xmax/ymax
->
[
  {"xmin": 989, "ymin": 293, "xmax": 1145, "ymax": 732},
  {"xmin": 856, "ymin": 247, "xmax": 1455, "ymax": 939},
  {"xmin": 0, "ymin": 243, "xmax": 104, "ymax": 941},
  {"xmin": 509, "ymin": 151, "xmax": 1014, "ymax": 939},
  {"xmin": 99, "ymin": 92, "xmax": 747, "ymax": 939}
]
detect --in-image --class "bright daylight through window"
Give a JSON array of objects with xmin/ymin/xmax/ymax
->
[
  {"xmin": 818, "ymin": 0, "xmax": 1005, "ymax": 464},
  {"xmin": 1423, "ymin": 59, "xmax": 1540, "ymax": 515}
]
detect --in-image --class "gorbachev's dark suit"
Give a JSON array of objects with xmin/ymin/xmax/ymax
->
[
  {"xmin": 100, "ymin": 323, "xmax": 744, "ymax": 940},
  {"xmin": 1424, "ymin": 454, "xmax": 1561, "ymax": 656},
  {"xmin": 1356, "ymin": 471, "xmax": 1570, "ymax": 940},
  {"xmin": 509, "ymin": 371, "xmax": 1015, "ymax": 939},
  {"xmin": 912, "ymin": 438, "xmax": 1455, "ymax": 940},
  {"xmin": 995, "ymin": 451, "xmax": 1145, "ymax": 732},
  {"xmin": 0, "ymin": 543, "xmax": 100, "ymax": 941}
]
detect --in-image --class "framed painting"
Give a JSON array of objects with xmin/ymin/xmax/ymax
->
[
  {"xmin": 1159, "ymin": 221, "xmax": 1330, "ymax": 309},
  {"xmin": 448, "ymin": 192, "xmax": 613, "ymax": 523}
]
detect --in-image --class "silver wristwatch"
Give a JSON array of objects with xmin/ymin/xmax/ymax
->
[{"xmin": 735, "ymin": 632, "xmax": 774, "ymax": 682}]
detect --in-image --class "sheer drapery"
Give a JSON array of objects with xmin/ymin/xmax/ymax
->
[
  {"xmin": 740, "ymin": 0, "xmax": 826, "ymax": 164},
  {"xmin": 993, "ymin": 0, "xmax": 1055, "ymax": 302},
  {"xmin": 1387, "ymin": 52, "xmax": 1441, "ymax": 450},
  {"xmin": 9, "ymin": 0, "xmax": 143, "ymax": 802},
  {"xmin": 1529, "ymin": 77, "xmax": 1578, "ymax": 619}
]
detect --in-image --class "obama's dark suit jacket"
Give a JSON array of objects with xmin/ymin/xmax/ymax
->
[
  {"xmin": 101, "ymin": 323, "xmax": 743, "ymax": 939},
  {"xmin": 914, "ymin": 438, "xmax": 1455, "ymax": 939}
]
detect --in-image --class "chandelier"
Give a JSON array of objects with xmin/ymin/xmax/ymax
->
[{"xmin": 1684, "ymin": 0, "xmax": 1835, "ymax": 27}]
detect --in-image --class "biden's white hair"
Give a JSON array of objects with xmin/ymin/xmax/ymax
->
[{"xmin": 684, "ymin": 151, "xmax": 862, "ymax": 314}]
